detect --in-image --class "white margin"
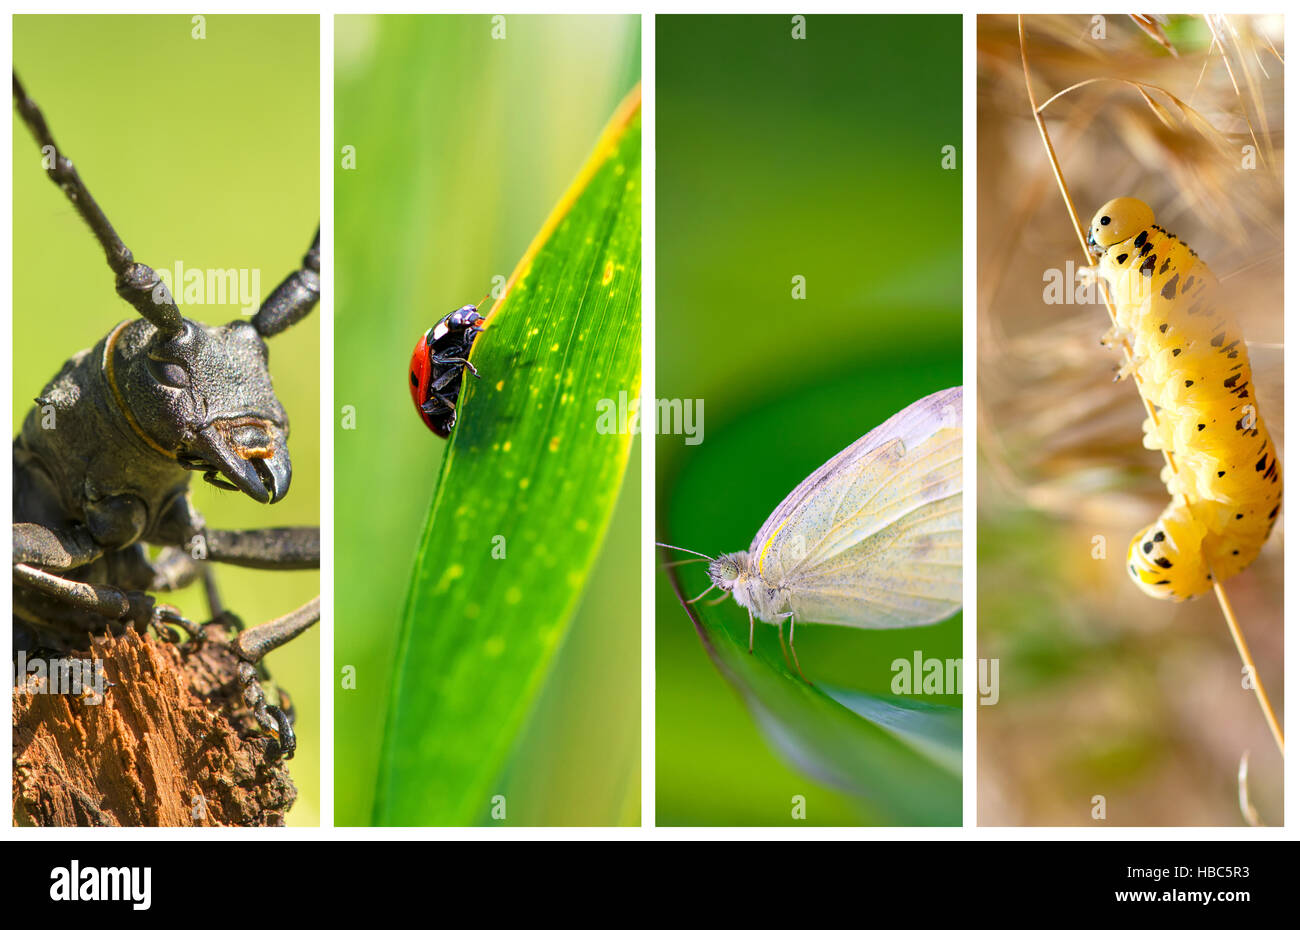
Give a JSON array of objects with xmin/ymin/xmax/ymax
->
[
  {"xmin": 2, "ymin": 9, "xmax": 15, "ymax": 835},
  {"xmin": 0, "ymin": 3, "xmax": 1292, "ymax": 845},
  {"xmin": 1282, "ymin": 7, "xmax": 1294, "ymax": 835},
  {"xmin": 319, "ymin": 11, "xmax": 336, "ymax": 830},
  {"xmin": 640, "ymin": 12, "xmax": 656, "ymax": 830},
  {"xmin": 961, "ymin": 9, "xmax": 977, "ymax": 831}
]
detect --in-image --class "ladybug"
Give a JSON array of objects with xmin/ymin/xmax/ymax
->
[{"xmin": 409, "ymin": 304, "xmax": 485, "ymax": 437}]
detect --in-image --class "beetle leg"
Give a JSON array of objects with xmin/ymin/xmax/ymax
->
[
  {"xmin": 173, "ymin": 526, "xmax": 320, "ymax": 571},
  {"xmin": 422, "ymin": 394, "xmax": 456, "ymax": 415},
  {"xmin": 198, "ymin": 566, "xmax": 277, "ymax": 702},
  {"xmin": 232, "ymin": 597, "xmax": 320, "ymax": 665},
  {"xmin": 428, "ymin": 368, "xmax": 458, "ymax": 392},
  {"xmin": 13, "ymin": 562, "xmax": 205, "ymax": 645},
  {"xmin": 238, "ymin": 661, "xmax": 296, "ymax": 760},
  {"xmin": 13, "ymin": 521, "xmax": 102, "ymax": 571},
  {"xmin": 198, "ymin": 564, "xmax": 244, "ymax": 633},
  {"xmin": 229, "ymin": 597, "xmax": 319, "ymax": 759},
  {"xmin": 16, "ymin": 562, "xmax": 152, "ymax": 629},
  {"xmin": 150, "ymin": 604, "xmax": 205, "ymax": 646},
  {"xmin": 430, "ymin": 354, "xmax": 479, "ymax": 378},
  {"xmin": 146, "ymin": 546, "xmax": 204, "ymax": 592}
]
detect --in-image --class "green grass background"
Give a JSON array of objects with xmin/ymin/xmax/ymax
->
[
  {"xmin": 334, "ymin": 14, "xmax": 641, "ymax": 826},
  {"xmin": 656, "ymin": 14, "xmax": 962, "ymax": 825},
  {"xmin": 12, "ymin": 15, "xmax": 320, "ymax": 825}
]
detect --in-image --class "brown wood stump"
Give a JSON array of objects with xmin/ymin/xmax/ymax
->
[{"xmin": 13, "ymin": 629, "xmax": 296, "ymax": 826}]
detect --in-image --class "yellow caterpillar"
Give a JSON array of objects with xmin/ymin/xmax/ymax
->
[{"xmin": 1086, "ymin": 197, "xmax": 1281, "ymax": 600}]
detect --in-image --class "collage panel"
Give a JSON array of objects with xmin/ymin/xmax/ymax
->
[
  {"xmin": 12, "ymin": 14, "xmax": 321, "ymax": 826},
  {"xmin": 333, "ymin": 14, "xmax": 641, "ymax": 827},
  {"xmin": 977, "ymin": 13, "xmax": 1284, "ymax": 826},
  {"xmin": 654, "ymin": 14, "xmax": 963, "ymax": 826}
]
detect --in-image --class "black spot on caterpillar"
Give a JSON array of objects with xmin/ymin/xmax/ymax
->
[{"xmin": 1087, "ymin": 197, "xmax": 1282, "ymax": 601}]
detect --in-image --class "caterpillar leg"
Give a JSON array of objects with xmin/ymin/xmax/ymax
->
[
  {"xmin": 1113, "ymin": 355, "xmax": 1146, "ymax": 382},
  {"xmin": 1099, "ymin": 322, "xmax": 1125, "ymax": 349}
]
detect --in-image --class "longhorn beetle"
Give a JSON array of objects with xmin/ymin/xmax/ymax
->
[{"xmin": 11, "ymin": 73, "xmax": 320, "ymax": 760}]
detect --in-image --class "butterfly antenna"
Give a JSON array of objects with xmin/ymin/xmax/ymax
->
[{"xmin": 656, "ymin": 542, "xmax": 714, "ymax": 561}]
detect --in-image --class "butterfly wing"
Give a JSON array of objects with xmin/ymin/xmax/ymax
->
[{"xmin": 750, "ymin": 386, "xmax": 962, "ymax": 629}]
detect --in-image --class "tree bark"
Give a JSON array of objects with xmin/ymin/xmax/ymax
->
[{"xmin": 13, "ymin": 629, "xmax": 296, "ymax": 826}]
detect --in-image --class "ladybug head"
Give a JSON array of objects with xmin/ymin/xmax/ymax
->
[{"xmin": 448, "ymin": 304, "xmax": 484, "ymax": 328}]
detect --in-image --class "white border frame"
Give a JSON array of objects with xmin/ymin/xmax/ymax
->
[{"xmin": 1, "ymin": 4, "xmax": 1292, "ymax": 842}]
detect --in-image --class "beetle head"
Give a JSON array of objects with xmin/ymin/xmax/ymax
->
[
  {"xmin": 431, "ymin": 304, "xmax": 484, "ymax": 343},
  {"xmin": 106, "ymin": 317, "xmax": 292, "ymax": 503}
]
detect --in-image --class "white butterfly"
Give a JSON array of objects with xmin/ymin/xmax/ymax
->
[{"xmin": 662, "ymin": 387, "xmax": 962, "ymax": 675}]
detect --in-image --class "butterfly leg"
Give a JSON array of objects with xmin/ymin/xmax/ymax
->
[
  {"xmin": 685, "ymin": 582, "xmax": 717, "ymax": 604},
  {"xmin": 780, "ymin": 613, "xmax": 810, "ymax": 684},
  {"xmin": 747, "ymin": 610, "xmax": 754, "ymax": 653}
]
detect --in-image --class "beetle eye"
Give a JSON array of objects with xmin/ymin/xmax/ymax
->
[{"xmin": 148, "ymin": 357, "xmax": 191, "ymax": 388}]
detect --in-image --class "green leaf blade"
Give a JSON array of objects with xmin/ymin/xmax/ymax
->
[
  {"xmin": 375, "ymin": 100, "xmax": 641, "ymax": 826},
  {"xmin": 668, "ymin": 569, "xmax": 961, "ymax": 826}
]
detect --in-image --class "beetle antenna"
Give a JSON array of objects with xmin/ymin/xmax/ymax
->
[
  {"xmin": 253, "ymin": 227, "xmax": 321, "ymax": 337},
  {"xmin": 473, "ymin": 290, "xmax": 498, "ymax": 322},
  {"xmin": 13, "ymin": 71, "xmax": 184, "ymax": 336}
]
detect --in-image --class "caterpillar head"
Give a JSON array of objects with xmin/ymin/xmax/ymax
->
[{"xmin": 1087, "ymin": 197, "xmax": 1154, "ymax": 255}]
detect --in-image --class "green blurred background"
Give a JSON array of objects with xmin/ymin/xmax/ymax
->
[
  {"xmin": 12, "ymin": 16, "xmax": 320, "ymax": 824},
  {"xmin": 656, "ymin": 15, "xmax": 962, "ymax": 825},
  {"xmin": 334, "ymin": 15, "xmax": 641, "ymax": 825}
]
